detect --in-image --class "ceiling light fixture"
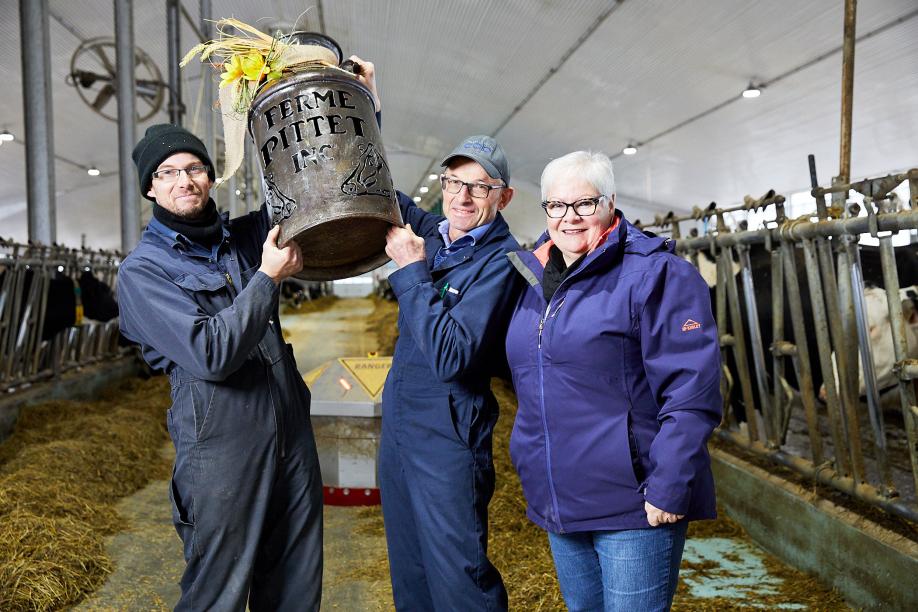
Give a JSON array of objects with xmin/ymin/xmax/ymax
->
[
  {"xmin": 0, "ymin": 130, "xmax": 14, "ymax": 142},
  {"xmin": 427, "ymin": 174, "xmax": 438, "ymax": 181},
  {"xmin": 622, "ymin": 144, "xmax": 638, "ymax": 156},
  {"xmin": 413, "ymin": 196, "xmax": 422, "ymax": 203},
  {"xmin": 742, "ymin": 82, "xmax": 762, "ymax": 98},
  {"xmin": 419, "ymin": 186, "xmax": 429, "ymax": 194},
  {"xmin": 87, "ymin": 166, "xmax": 101, "ymax": 176}
]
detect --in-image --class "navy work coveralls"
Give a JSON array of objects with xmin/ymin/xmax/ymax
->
[
  {"xmin": 118, "ymin": 206, "xmax": 322, "ymax": 611},
  {"xmin": 379, "ymin": 192, "xmax": 520, "ymax": 611}
]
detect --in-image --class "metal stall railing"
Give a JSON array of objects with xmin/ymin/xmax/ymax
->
[
  {"xmin": 0, "ymin": 238, "xmax": 128, "ymax": 393},
  {"xmin": 638, "ymin": 168, "xmax": 918, "ymax": 523}
]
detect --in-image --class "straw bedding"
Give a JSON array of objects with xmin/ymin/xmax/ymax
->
[{"xmin": 0, "ymin": 376, "xmax": 171, "ymax": 611}]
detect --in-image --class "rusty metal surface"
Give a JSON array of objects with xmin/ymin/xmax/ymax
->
[{"xmin": 248, "ymin": 66, "xmax": 403, "ymax": 281}]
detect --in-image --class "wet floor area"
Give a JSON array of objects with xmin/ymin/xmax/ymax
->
[{"xmin": 74, "ymin": 298, "xmax": 847, "ymax": 610}]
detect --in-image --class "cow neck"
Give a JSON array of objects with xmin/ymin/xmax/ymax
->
[{"xmin": 152, "ymin": 198, "xmax": 224, "ymax": 247}]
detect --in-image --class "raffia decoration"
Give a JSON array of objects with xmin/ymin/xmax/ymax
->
[{"xmin": 180, "ymin": 18, "xmax": 340, "ymax": 186}]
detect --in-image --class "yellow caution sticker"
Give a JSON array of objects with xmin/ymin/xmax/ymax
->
[
  {"xmin": 302, "ymin": 363, "xmax": 328, "ymax": 388},
  {"xmin": 338, "ymin": 357, "xmax": 393, "ymax": 398}
]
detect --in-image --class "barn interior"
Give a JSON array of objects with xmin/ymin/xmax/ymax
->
[{"xmin": 1, "ymin": 0, "xmax": 917, "ymax": 610}]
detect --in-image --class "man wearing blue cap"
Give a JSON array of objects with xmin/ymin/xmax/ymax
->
[{"xmin": 380, "ymin": 134, "xmax": 521, "ymax": 610}]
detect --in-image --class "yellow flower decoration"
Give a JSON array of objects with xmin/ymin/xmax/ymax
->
[
  {"xmin": 219, "ymin": 54, "xmax": 245, "ymax": 88},
  {"xmin": 220, "ymin": 52, "xmax": 282, "ymax": 89}
]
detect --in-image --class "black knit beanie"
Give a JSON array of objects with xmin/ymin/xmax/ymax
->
[{"xmin": 132, "ymin": 124, "xmax": 216, "ymax": 201}]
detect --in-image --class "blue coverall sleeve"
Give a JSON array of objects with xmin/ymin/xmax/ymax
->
[
  {"xmin": 387, "ymin": 253, "xmax": 518, "ymax": 383},
  {"xmin": 118, "ymin": 260, "xmax": 279, "ymax": 382},
  {"xmin": 637, "ymin": 256, "xmax": 722, "ymax": 515}
]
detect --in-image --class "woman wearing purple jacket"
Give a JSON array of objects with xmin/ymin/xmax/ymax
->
[{"xmin": 505, "ymin": 151, "xmax": 722, "ymax": 611}]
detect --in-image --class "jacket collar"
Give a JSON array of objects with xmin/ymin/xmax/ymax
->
[
  {"xmin": 428, "ymin": 212, "xmax": 512, "ymax": 272},
  {"xmin": 508, "ymin": 210, "xmax": 671, "ymax": 288}
]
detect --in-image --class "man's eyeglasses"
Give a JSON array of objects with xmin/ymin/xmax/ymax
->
[
  {"xmin": 541, "ymin": 196, "xmax": 606, "ymax": 218},
  {"xmin": 152, "ymin": 165, "xmax": 211, "ymax": 182},
  {"xmin": 440, "ymin": 175, "xmax": 505, "ymax": 199}
]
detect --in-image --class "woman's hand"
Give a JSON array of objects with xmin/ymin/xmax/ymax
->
[
  {"xmin": 348, "ymin": 55, "xmax": 380, "ymax": 112},
  {"xmin": 645, "ymin": 501, "xmax": 684, "ymax": 527}
]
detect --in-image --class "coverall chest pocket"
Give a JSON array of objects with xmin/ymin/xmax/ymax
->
[
  {"xmin": 437, "ymin": 281, "xmax": 462, "ymax": 310},
  {"xmin": 174, "ymin": 270, "xmax": 230, "ymax": 315}
]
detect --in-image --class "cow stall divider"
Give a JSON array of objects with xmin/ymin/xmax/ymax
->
[
  {"xmin": 637, "ymin": 167, "xmax": 918, "ymax": 523},
  {"xmin": 0, "ymin": 238, "xmax": 127, "ymax": 393}
]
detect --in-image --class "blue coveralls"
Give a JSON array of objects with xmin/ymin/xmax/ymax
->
[
  {"xmin": 379, "ymin": 192, "xmax": 521, "ymax": 611},
  {"xmin": 117, "ymin": 206, "xmax": 322, "ymax": 611}
]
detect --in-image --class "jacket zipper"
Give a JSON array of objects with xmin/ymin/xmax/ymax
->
[{"xmin": 538, "ymin": 300, "xmax": 563, "ymax": 532}]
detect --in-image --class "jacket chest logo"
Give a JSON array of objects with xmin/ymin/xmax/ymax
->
[{"xmin": 681, "ymin": 319, "xmax": 701, "ymax": 332}]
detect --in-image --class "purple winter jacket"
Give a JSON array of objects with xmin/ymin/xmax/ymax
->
[{"xmin": 505, "ymin": 212, "xmax": 721, "ymax": 533}]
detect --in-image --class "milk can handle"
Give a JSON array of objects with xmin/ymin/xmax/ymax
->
[{"xmin": 339, "ymin": 59, "xmax": 362, "ymax": 76}]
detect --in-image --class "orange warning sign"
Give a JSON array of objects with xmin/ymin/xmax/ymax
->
[{"xmin": 338, "ymin": 357, "xmax": 393, "ymax": 398}]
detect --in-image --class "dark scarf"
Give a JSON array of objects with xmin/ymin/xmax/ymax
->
[
  {"xmin": 152, "ymin": 198, "xmax": 224, "ymax": 247},
  {"xmin": 542, "ymin": 246, "xmax": 587, "ymax": 302}
]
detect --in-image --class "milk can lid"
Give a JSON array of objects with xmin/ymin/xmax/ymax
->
[{"xmin": 286, "ymin": 31, "xmax": 342, "ymax": 65}]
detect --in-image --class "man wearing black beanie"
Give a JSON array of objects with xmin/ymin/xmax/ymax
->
[{"xmin": 117, "ymin": 121, "xmax": 322, "ymax": 610}]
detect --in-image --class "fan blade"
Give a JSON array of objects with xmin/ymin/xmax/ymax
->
[
  {"xmin": 91, "ymin": 85, "xmax": 115, "ymax": 111},
  {"xmin": 93, "ymin": 45, "xmax": 117, "ymax": 76}
]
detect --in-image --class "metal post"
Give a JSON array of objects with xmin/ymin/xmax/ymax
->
[
  {"xmin": 770, "ymin": 243, "xmax": 789, "ymax": 443},
  {"xmin": 850, "ymin": 235, "xmax": 892, "ymax": 488},
  {"xmin": 115, "ymin": 0, "xmax": 139, "ymax": 252},
  {"xmin": 781, "ymin": 240, "xmax": 825, "ymax": 463},
  {"xmin": 19, "ymin": 0, "xmax": 56, "ymax": 245},
  {"xmin": 722, "ymin": 243, "xmax": 760, "ymax": 442},
  {"xmin": 738, "ymin": 245, "xmax": 774, "ymax": 440},
  {"xmin": 839, "ymin": 0, "xmax": 857, "ymax": 182},
  {"xmin": 801, "ymin": 238, "xmax": 849, "ymax": 474},
  {"xmin": 877, "ymin": 226, "xmax": 918, "ymax": 498},
  {"xmin": 836, "ymin": 237, "xmax": 866, "ymax": 482},
  {"xmin": 166, "ymin": 0, "xmax": 184, "ymax": 125},
  {"xmin": 200, "ymin": 0, "xmax": 215, "ymax": 156}
]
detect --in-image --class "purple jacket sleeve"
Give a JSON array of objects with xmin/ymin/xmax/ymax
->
[{"xmin": 637, "ymin": 256, "xmax": 722, "ymax": 515}]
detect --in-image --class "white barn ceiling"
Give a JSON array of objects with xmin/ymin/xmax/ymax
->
[{"xmin": 0, "ymin": 0, "xmax": 916, "ymax": 249}]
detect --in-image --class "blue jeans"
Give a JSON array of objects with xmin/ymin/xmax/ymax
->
[{"xmin": 547, "ymin": 522, "xmax": 687, "ymax": 612}]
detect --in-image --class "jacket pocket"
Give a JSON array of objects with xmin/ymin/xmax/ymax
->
[
  {"xmin": 627, "ymin": 413, "xmax": 647, "ymax": 489},
  {"xmin": 169, "ymin": 468, "xmax": 194, "ymax": 527},
  {"xmin": 175, "ymin": 271, "xmax": 228, "ymax": 292},
  {"xmin": 188, "ymin": 381, "xmax": 218, "ymax": 440},
  {"xmin": 447, "ymin": 391, "xmax": 472, "ymax": 448}
]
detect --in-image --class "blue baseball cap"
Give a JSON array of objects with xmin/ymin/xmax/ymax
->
[{"xmin": 440, "ymin": 135, "xmax": 510, "ymax": 184}]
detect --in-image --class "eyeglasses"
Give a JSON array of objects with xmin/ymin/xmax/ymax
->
[
  {"xmin": 541, "ymin": 196, "xmax": 606, "ymax": 218},
  {"xmin": 152, "ymin": 164, "xmax": 210, "ymax": 182},
  {"xmin": 440, "ymin": 175, "xmax": 505, "ymax": 199}
]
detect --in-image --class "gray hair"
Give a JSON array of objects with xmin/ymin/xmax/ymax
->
[{"xmin": 540, "ymin": 151, "xmax": 616, "ymax": 201}]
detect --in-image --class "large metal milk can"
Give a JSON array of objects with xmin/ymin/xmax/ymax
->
[{"xmin": 248, "ymin": 35, "xmax": 402, "ymax": 280}]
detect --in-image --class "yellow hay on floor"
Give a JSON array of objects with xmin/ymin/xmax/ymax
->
[
  {"xmin": 0, "ymin": 374, "xmax": 171, "ymax": 610},
  {"xmin": 365, "ymin": 297, "xmax": 399, "ymax": 356},
  {"xmin": 282, "ymin": 294, "xmax": 339, "ymax": 315},
  {"xmin": 0, "ymin": 510, "xmax": 112, "ymax": 611}
]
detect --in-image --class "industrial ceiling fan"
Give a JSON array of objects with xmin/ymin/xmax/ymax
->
[{"xmin": 66, "ymin": 37, "xmax": 165, "ymax": 122}]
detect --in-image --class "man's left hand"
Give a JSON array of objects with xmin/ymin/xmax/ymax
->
[
  {"xmin": 348, "ymin": 55, "xmax": 380, "ymax": 112},
  {"xmin": 386, "ymin": 224, "xmax": 425, "ymax": 268},
  {"xmin": 645, "ymin": 501, "xmax": 684, "ymax": 527}
]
